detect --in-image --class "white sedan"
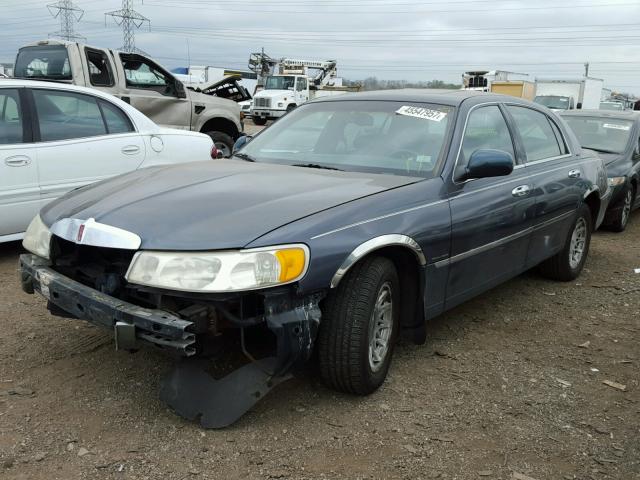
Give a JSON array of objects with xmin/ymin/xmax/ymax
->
[{"xmin": 0, "ymin": 79, "xmax": 215, "ymax": 243}]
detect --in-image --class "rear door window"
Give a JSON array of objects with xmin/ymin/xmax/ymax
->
[
  {"xmin": 33, "ymin": 89, "xmax": 107, "ymax": 141},
  {"xmin": 507, "ymin": 106, "xmax": 563, "ymax": 161},
  {"xmin": 14, "ymin": 45, "xmax": 72, "ymax": 81},
  {"xmin": 0, "ymin": 89, "xmax": 24, "ymax": 144},
  {"xmin": 86, "ymin": 48, "xmax": 114, "ymax": 87}
]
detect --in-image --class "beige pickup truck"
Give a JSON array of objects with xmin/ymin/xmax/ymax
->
[{"xmin": 14, "ymin": 40, "xmax": 243, "ymax": 156}]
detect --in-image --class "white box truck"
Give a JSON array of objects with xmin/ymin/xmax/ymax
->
[{"xmin": 533, "ymin": 77, "xmax": 604, "ymax": 111}]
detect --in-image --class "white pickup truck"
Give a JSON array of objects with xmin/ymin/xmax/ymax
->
[{"xmin": 14, "ymin": 40, "xmax": 243, "ymax": 155}]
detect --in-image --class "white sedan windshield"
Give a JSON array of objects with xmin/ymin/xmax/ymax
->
[{"xmin": 241, "ymin": 100, "xmax": 454, "ymax": 178}]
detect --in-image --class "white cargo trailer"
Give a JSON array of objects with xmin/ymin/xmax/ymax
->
[{"xmin": 533, "ymin": 77, "xmax": 604, "ymax": 111}]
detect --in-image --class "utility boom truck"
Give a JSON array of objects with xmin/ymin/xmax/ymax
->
[
  {"xmin": 250, "ymin": 58, "xmax": 358, "ymax": 125},
  {"xmin": 14, "ymin": 40, "xmax": 243, "ymax": 155}
]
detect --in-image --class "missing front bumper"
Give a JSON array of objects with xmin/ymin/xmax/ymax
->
[{"xmin": 19, "ymin": 254, "xmax": 197, "ymax": 356}]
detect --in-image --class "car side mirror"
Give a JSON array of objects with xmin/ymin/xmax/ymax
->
[
  {"xmin": 175, "ymin": 80, "xmax": 187, "ymax": 99},
  {"xmin": 464, "ymin": 149, "xmax": 514, "ymax": 180},
  {"xmin": 233, "ymin": 134, "xmax": 252, "ymax": 153}
]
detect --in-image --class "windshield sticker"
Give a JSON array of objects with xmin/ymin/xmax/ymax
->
[
  {"xmin": 603, "ymin": 123, "xmax": 631, "ymax": 131},
  {"xmin": 396, "ymin": 106, "xmax": 447, "ymax": 122}
]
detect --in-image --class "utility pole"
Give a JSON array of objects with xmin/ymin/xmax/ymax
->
[
  {"xmin": 105, "ymin": 0, "xmax": 150, "ymax": 53},
  {"xmin": 48, "ymin": 0, "xmax": 85, "ymax": 41},
  {"xmin": 584, "ymin": 62, "xmax": 590, "ymax": 77}
]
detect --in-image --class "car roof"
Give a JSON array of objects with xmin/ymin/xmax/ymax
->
[
  {"xmin": 310, "ymin": 88, "xmax": 532, "ymax": 107},
  {"xmin": 560, "ymin": 109, "xmax": 640, "ymax": 121}
]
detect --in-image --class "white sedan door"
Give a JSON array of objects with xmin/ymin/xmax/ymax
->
[
  {"xmin": 30, "ymin": 88, "xmax": 145, "ymax": 207},
  {"xmin": 0, "ymin": 88, "xmax": 40, "ymax": 240}
]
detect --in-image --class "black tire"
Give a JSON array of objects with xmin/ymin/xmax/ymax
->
[
  {"xmin": 286, "ymin": 104, "xmax": 296, "ymax": 113},
  {"xmin": 252, "ymin": 116, "xmax": 267, "ymax": 126},
  {"xmin": 317, "ymin": 256, "xmax": 400, "ymax": 395},
  {"xmin": 609, "ymin": 184, "xmax": 635, "ymax": 232},
  {"xmin": 539, "ymin": 204, "xmax": 592, "ymax": 281},
  {"xmin": 205, "ymin": 131, "xmax": 234, "ymax": 158}
]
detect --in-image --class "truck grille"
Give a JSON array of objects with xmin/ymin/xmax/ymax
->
[{"xmin": 254, "ymin": 97, "xmax": 271, "ymax": 108}]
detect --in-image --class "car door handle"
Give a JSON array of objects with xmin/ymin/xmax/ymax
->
[
  {"xmin": 512, "ymin": 185, "xmax": 531, "ymax": 197},
  {"xmin": 4, "ymin": 155, "xmax": 31, "ymax": 167},
  {"xmin": 121, "ymin": 145, "xmax": 140, "ymax": 155},
  {"xmin": 568, "ymin": 169, "xmax": 581, "ymax": 178}
]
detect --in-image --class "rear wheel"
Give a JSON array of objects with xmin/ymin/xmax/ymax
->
[
  {"xmin": 317, "ymin": 256, "xmax": 399, "ymax": 395},
  {"xmin": 609, "ymin": 185, "xmax": 635, "ymax": 232},
  {"xmin": 205, "ymin": 131, "xmax": 234, "ymax": 158},
  {"xmin": 252, "ymin": 116, "xmax": 267, "ymax": 126},
  {"xmin": 539, "ymin": 204, "xmax": 592, "ymax": 281}
]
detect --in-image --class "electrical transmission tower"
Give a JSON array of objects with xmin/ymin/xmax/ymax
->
[
  {"xmin": 48, "ymin": 0, "xmax": 85, "ymax": 41},
  {"xmin": 105, "ymin": 0, "xmax": 150, "ymax": 54}
]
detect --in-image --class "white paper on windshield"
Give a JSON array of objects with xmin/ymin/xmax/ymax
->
[
  {"xmin": 396, "ymin": 106, "xmax": 447, "ymax": 122},
  {"xmin": 603, "ymin": 123, "xmax": 631, "ymax": 131}
]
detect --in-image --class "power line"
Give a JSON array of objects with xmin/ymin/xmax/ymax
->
[
  {"xmin": 47, "ymin": 0, "xmax": 85, "ymax": 41},
  {"xmin": 106, "ymin": 0, "xmax": 151, "ymax": 53}
]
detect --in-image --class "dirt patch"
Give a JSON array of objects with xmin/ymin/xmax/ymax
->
[{"xmin": 0, "ymin": 213, "xmax": 638, "ymax": 480}]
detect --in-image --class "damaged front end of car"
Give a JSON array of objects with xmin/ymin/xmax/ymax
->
[{"xmin": 19, "ymin": 218, "xmax": 323, "ymax": 428}]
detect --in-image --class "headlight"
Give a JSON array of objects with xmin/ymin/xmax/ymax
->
[
  {"xmin": 22, "ymin": 215, "xmax": 52, "ymax": 259},
  {"xmin": 125, "ymin": 244, "xmax": 309, "ymax": 292},
  {"xmin": 608, "ymin": 176, "xmax": 626, "ymax": 187}
]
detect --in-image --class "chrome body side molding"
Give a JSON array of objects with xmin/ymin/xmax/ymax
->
[{"xmin": 330, "ymin": 234, "xmax": 426, "ymax": 288}]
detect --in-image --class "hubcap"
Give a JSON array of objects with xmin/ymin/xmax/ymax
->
[
  {"xmin": 368, "ymin": 282, "xmax": 393, "ymax": 373},
  {"xmin": 621, "ymin": 189, "xmax": 632, "ymax": 227},
  {"xmin": 569, "ymin": 217, "xmax": 587, "ymax": 269}
]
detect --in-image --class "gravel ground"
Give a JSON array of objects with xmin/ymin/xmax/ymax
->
[{"xmin": 0, "ymin": 206, "xmax": 638, "ymax": 479}]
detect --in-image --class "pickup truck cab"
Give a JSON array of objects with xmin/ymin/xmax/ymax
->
[{"xmin": 14, "ymin": 40, "xmax": 242, "ymax": 155}]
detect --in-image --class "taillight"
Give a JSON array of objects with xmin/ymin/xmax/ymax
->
[{"xmin": 211, "ymin": 145, "xmax": 221, "ymax": 159}]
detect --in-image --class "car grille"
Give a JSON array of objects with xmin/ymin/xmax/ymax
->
[{"xmin": 254, "ymin": 97, "xmax": 270, "ymax": 108}]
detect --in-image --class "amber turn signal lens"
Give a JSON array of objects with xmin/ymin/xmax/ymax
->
[{"xmin": 276, "ymin": 248, "xmax": 307, "ymax": 282}]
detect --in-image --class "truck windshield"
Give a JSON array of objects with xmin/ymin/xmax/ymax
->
[
  {"xmin": 534, "ymin": 95, "xmax": 570, "ymax": 110},
  {"xmin": 14, "ymin": 45, "xmax": 72, "ymax": 81},
  {"xmin": 600, "ymin": 102, "xmax": 624, "ymax": 111},
  {"xmin": 562, "ymin": 116, "xmax": 633, "ymax": 154},
  {"xmin": 238, "ymin": 100, "xmax": 454, "ymax": 178},
  {"xmin": 265, "ymin": 76, "xmax": 295, "ymax": 90}
]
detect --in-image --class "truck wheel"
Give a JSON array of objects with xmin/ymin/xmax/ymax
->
[
  {"xmin": 609, "ymin": 185, "xmax": 635, "ymax": 232},
  {"xmin": 317, "ymin": 256, "xmax": 399, "ymax": 395},
  {"xmin": 539, "ymin": 204, "xmax": 592, "ymax": 281},
  {"xmin": 286, "ymin": 104, "xmax": 296, "ymax": 113},
  {"xmin": 205, "ymin": 131, "xmax": 234, "ymax": 158},
  {"xmin": 252, "ymin": 116, "xmax": 267, "ymax": 126}
]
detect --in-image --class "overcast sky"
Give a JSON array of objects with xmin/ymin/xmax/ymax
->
[{"xmin": 2, "ymin": 0, "xmax": 639, "ymax": 94}]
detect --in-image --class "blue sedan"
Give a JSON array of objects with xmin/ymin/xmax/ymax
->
[{"xmin": 19, "ymin": 90, "xmax": 611, "ymax": 427}]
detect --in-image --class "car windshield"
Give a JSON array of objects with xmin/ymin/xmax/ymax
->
[
  {"xmin": 534, "ymin": 96, "xmax": 570, "ymax": 110},
  {"xmin": 14, "ymin": 45, "xmax": 72, "ymax": 80},
  {"xmin": 239, "ymin": 100, "xmax": 454, "ymax": 178},
  {"xmin": 562, "ymin": 116, "xmax": 633, "ymax": 154},
  {"xmin": 265, "ymin": 76, "xmax": 295, "ymax": 90},
  {"xmin": 600, "ymin": 102, "xmax": 624, "ymax": 111}
]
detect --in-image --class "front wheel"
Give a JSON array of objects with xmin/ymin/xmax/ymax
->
[
  {"xmin": 539, "ymin": 204, "xmax": 592, "ymax": 281},
  {"xmin": 252, "ymin": 116, "xmax": 267, "ymax": 126},
  {"xmin": 609, "ymin": 185, "xmax": 635, "ymax": 232},
  {"xmin": 205, "ymin": 131, "xmax": 234, "ymax": 158},
  {"xmin": 317, "ymin": 256, "xmax": 399, "ymax": 395}
]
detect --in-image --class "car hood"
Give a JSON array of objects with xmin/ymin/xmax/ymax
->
[
  {"xmin": 41, "ymin": 160, "xmax": 420, "ymax": 250},
  {"xmin": 582, "ymin": 149, "xmax": 626, "ymax": 166},
  {"xmin": 254, "ymin": 90, "xmax": 290, "ymax": 99}
]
